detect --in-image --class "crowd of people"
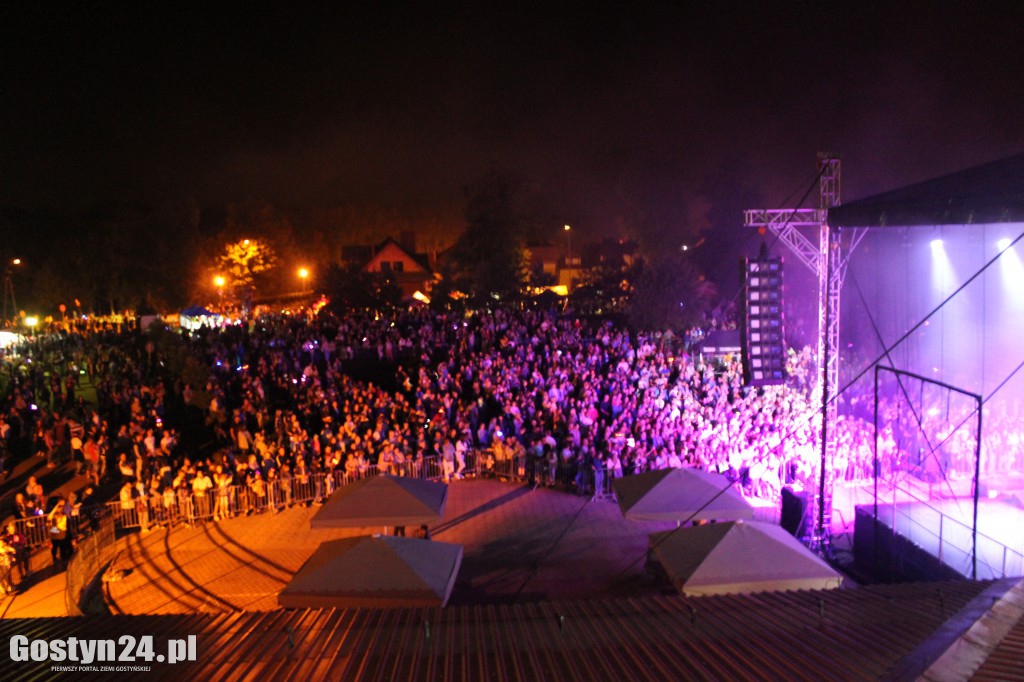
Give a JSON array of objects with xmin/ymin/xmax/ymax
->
[
  {"xmin": 2, "ymin": 302, "xmax": 1019, "ymax": 569},
  {"xmin": 176, "ymin": 306, "xmax": 834, "ymax": 509}
]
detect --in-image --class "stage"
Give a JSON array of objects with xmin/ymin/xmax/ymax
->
[{"xmin": 855, "ymin": 495, "xmax": 1024, "ymax": 580}]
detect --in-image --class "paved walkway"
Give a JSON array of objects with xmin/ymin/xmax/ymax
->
[
  {"xmin": 0, "ymin": 568, "xmax": 67, "ymax": 618},
  {"xmin": 0, "ymin": 457, "xmax": 99, "ymax": 619},
  {"xmin": 102, "ymin": 479, "xmax": 681, "ymax": 614}
]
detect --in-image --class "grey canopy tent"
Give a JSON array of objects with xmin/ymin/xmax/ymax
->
[
  {"xmin": 311, "ymin": 474, "xmax": 448, "ymax": 529},
  {"xmin": 279, "ymin": 535, "xmax": 463, "ymax": 608},
  {"xmin": 613, "ymin": 467, "xmax": 754, "ymax": 524},
  {"xmin": 648, "ymin": 520, "xmax": 843, "ymax": 596}
]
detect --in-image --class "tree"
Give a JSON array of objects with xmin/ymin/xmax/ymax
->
[
  {"xmin": 217, "ymin": 238, "xmax": 278, "ymax": 309},
  {"xmin": 570, "ymin": 257, "xmax": 639, "ymax": 313},
  {"xmin": 9, "ymin": 200, "xmax": 202, "ymax": 315},
  {"xmin": 612, "ymin": 189, "xmax": 717, "ymax": 331},
  {"xmin": 323, "ymin": 262, "xmax": 402, "ymax": 312},
  {"xmin": 448, "ymin": 172, "xmax": 531, "ymax": 301},
  {"xmin": 627, "ymin": 253, "xmax": 717, "ymax": 333}
]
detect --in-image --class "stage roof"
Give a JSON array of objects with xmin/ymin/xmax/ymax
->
[{"xmin": 828, "ymin": 152, "xmax": 1024, "ymax": 228}]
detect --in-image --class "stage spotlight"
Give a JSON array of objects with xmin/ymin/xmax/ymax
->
[
  {"xmin": 930, "ymin": 237, "xmax": 952, "ymax": 296},
  {"xmin": 997, "ymin": 236, "xmax": 1024, "ymax": 306},
  {"xmin": 997, "ymin": 238, "xmax": 1012, "ymax": 250}
]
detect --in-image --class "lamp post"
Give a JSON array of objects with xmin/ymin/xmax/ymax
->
[
  {"xmin": 564, "ymin": 224, "xmax": 572, "ymax": 291},
  {"xmin": 214, "ymin": 275, "xmax": 226, "ymax": 311},
  {"xmin": 3, "ymin": 258, "xmax": 20, "ymax": 325},
  {"xmin": 297, "ymin": 267, "xmax": 313, "ymax": 317}
]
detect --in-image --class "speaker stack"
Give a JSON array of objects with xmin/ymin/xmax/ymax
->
[
  {"xmin": 780, "ymin": 486, "xmax": 809, "ymax": 539},
  {"xmin": 739, "ymin": 255, "xmax": 786, "ymax": 386}
]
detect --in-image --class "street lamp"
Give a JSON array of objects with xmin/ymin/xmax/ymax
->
[
  {"xmin": 297, "ymin": 266, "xmax": 311, "ymax": 297},
  {"xmin": 213, "ymin": 275, "xmax": 226, "ymax": 310},
  {"xmin": 563, "ymin": 225, "xmax": 572, "ymax": 291},
  {"xmin": 3, "ymin": 258, "xmax": 21, "ymax": 324}
]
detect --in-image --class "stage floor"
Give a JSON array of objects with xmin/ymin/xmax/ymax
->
[{"xmin": 870, "ymin": 497, "xmax": 1024, "ymax": 579}]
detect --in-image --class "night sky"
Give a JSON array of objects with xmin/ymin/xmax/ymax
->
[{"xmin": 3, "ymin": 3, "xmax": 1024, "ymax": 251}]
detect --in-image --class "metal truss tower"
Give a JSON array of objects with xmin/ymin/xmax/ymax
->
[{"xmin": 743, "ymin": 154, "xmax": 866, "ymax": 548}]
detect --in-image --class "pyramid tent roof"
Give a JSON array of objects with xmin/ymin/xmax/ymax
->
[
  {"xmin": 279, "ymin": 535, "xmax": 463, "ymax": 608},
  {"xmin": 649, "ymin": 520, "xmax": 843, "ymax": 596}
]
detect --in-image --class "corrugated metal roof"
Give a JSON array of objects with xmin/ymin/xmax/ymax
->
[
  {"xmin": 0, "ymin": 580, "xmax": 1012, "ymax": 681},
  {"xmin": 953, "ymin": 579, "xmax": 1024, "ymax": 682},
  {"xmin": 973, "ymin": 615, "xmax": 1024, "ymax": 681}
]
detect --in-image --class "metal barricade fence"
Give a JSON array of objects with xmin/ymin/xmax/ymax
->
[
  {"xmin": 477, "ymin": 449, "xmax": 615, "ymax": 498},
  {"xmin": 420, "ymin": 457, "xmax": 444, "ymax": 481},
  {"xmin": 64, "ymin": 512, "xmax": 117, "ymax": 616},
  {"xmin": 10, "ymin": 512, "xmax": 86, "ymax": 551},
  {"xmin": 4, "ymin": 510, "xmax": 92, "ymax": 601},
  {"xmin": 0, "ymin": 561, "xmax": 12, "ymax": 595},
  {"xmin": 104, "ymin": 449, "xmax": 615, "ymax": 532},
  {"xmin": 11, "ymin": 514, "xmax": 52, "ymax": 550}
]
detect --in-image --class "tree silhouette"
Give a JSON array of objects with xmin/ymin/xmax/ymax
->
[
  {"xmin": 449, "ymin": 172, "xmax": 530, "ymax": 301},
  {"xmin": 323, "ymin": 262, "xmax": 402, "ymax": 311},
  {"xmin": 627, "ymin": 253, "xmax": 717, "ymax": 332}
]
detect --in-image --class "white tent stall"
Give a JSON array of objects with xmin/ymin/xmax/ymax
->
[{"xmin": 649, "ymin": 520, "xmax": 844, "ymax": 596}]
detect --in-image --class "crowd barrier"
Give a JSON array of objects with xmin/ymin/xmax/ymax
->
[
  {"xmin": 8, "ymin": 510, "xmax": 89, "ymax": 551},
  {"xmin": 1, "ymin": 446, "xmax": 624, "ymax": 600},
  {"xmin": 64, "ymin": 512, "xmax": 117, "ymax": 616},
  {"xmin": 3, "ymin": 446, "xmax": 761, "ymax": 610},
  {"xmin": 3, "ymin": 507, "xmax": 97, "ymax": 602},
  {"xmin": 106, "ymin": 448, "xmax": 617, "ymax": 531}
]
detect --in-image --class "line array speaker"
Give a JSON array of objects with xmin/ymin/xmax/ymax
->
[{"xmin": 740, "ymin": 256, "xmax": 786, "ymax": 386}]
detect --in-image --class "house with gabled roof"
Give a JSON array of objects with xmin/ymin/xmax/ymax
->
[{"xmin": 358, "ymin": 234, "xmax": 436, "ymax": 298}]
